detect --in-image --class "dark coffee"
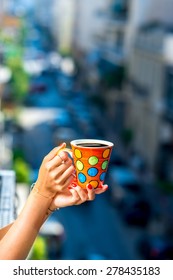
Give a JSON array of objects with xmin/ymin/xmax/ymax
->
[{"xmin": 76, "ymin": 143, "xmax": 107, "ymax": 148}]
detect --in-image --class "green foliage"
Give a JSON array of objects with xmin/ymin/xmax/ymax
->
[
  {"xmin": 13, "ymin": 157, "xmax": 31, "ymax": 184},
  {"xmin": 13, "ymin": 148, "xmax": 25, "ymax": 161},
  {"xmin": 18, "ymin": 18, "xmax": 27, "ymax": 45},
  {"xmin": 59, "ymin": 48, "xmax": 72, "ymax": 57},
  {"xmin": 29, "ymin": 235, "xmax": 48, "ymax": 260},
  {"xmin": 7, "ymin": 57, "xmax": 29, "ymax": 103}
]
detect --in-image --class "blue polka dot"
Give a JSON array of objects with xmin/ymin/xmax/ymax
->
[
  {"xmin": 100, "ymin": 172, "xmax": 106, "ymax": 181},
  {"xmin": 87, "ymin": 167, "xmax": 98, "ymax": 177},
  {"xmin": 78, "ymin": 173, "xmax": 86, "ymax": 183}
]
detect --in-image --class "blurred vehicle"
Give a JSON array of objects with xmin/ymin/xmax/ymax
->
[
  {"xmin": 23, "ymin": 51, "xmax": 49, "ymax": 76},
  {"xmin": 60, "ymin": 57, "xmax": 77, "ymax": 76},
  {"xmin": 137, "ymin": 234, "xmax": 173, "ymax": 260},
  {"xmin": 29, "ymin": 83, "xmax": 47, "ymax": 94},
  {"xmin": 47, "ymin": 52, "xmax": 62, "ymax": 70}
]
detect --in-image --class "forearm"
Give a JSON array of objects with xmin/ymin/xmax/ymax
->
[
  {"xmin": 0, "ymin": 223, "xmax": 14, "ymax": 241},
  {"xmin": 0, "ymin": 189, "xmax": 52, "ymax": 260},
  {"xmin": 0, "ymin": 208, "xmax": 51, "ymax": 242}
]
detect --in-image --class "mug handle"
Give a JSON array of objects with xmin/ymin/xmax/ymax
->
[
  {"xmin": 57, "ymin": 147, "xmax": 73, "ymax": 159},
  {"xmin": 57, "ymin": 147, "xmax": 76, "ymax": 180}
]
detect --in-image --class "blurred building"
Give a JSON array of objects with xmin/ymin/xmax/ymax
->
[
  {"xmin": 52, "ymin": 0, "xmax": 76, "ymax": 55},
  {"xmin": 127, "ymin": 22, "xmax": 173, "ymax": 177},
  {"xmin": 51, "ymin": 0, "xmax": 107, "ymax": 55},
  {"xmin": 34, "ymin": 0, "xmax": 54, "ymax": 29},
  {"xmin": 77, "ymin": 0, "xmax": 173, "ymax": 173},
  {"xmin": 33, "ymin": 0, "xmax": 76, "ymax": 54},
  {"xmin": 72, "ymin": 0, "xmax": 108, "ymax": 52}
]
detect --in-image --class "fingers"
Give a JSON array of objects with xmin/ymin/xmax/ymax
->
[
  {"xmin": 44, "ymin": 143, "xmax": 66, "ymax": 161},
  {"xmin": 73, "ymin": 186, "xmax": 88, "ymax": 203},
  {"xmin": 86, "ymin": 184, "xmax": 95, "ymax": 201},
  {"xmin": 48, "ymin": 153, "xmax": 72, "ymax": 172},
  {"xmin": 67, "ymin": 183, "xmax": 96, "ymax": 205},
  {"xmin": 68, "ymin": 185, "xmax": 88, "ymax": 205},
  {"xmin": 95, "ymin": 184, "xmax": 108, "ymax": 194},
  {"xmin": 56, "ymin": 167, "xmax": 76, "ymax": 186},
  {"xmin": 68, "ymin": 187, "xmax": 81, "ymax": 205}
]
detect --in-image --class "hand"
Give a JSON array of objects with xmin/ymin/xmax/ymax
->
[
  {"xmin": 49, "ymin": 183, "xmax": 108, "ymax": 209},
  {"xmin": 35, "ymin": 143, "xmax": 75, "ymax": 198}
]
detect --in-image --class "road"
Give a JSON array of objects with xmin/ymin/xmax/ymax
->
[{"xmin": 18, "ymin": 71, "xmax": 141, "ymax": 260}]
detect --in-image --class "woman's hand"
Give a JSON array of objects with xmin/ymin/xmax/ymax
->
[
  {"xmin": 49, "ymin": 183, "xmax": 108, "ymax": 209},
  {"xmin": 34, "ymin": 143, "xmax": 75, "ymax": 198}
]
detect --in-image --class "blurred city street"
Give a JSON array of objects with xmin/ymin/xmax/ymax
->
[{"xmin": 1, "ymin": 0, "xmax": 173, "ymax": 260}]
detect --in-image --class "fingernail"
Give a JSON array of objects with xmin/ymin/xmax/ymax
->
[
  {"xmin": 71, "ymin": 183, "xmax": 77, "ymax": 187},
  {"xmin": 87, "ymin": 184, "xmax": 93, "ymax": 189},
  {"xmin": 68, "ymin": 186, "xmax": 73, "ymax": 189}
]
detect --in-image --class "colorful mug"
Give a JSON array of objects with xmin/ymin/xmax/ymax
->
[{"xmin": 58, "ymin": 139, "xmax": 114, "ymax": 189}]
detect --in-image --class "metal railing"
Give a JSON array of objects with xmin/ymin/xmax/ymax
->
[{"xmin": 0, "ymin": 170, "xmax": 17, "ymax": 228}]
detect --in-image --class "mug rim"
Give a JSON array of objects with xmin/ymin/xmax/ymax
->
[{"xmin": 70, "ymin": 139, "xmax": 114, "ymax": 148}]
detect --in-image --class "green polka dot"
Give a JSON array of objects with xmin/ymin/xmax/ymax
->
[
  {"xmin": 76, "ymin": 160, "xmax": 84, "ymax": 171},
  {"xmin": 88, "ymin": 156, "xmax": 98, "ymax": 166},
  {"xmin": 102, "ymin": 160, "xmax": 108, "ymax": 170}
]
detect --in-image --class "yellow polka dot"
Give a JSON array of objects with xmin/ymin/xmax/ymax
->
[
  {"xmin": 76, "ymin": 160, "xmax": 84, "ymax": 171},
  {"xmin": 103, "ymin": 148, "xmax": 110, "ymax": 158},
  {"xmin": 74, "ymin": 149, "xmax": 82, "ymax": 158},
  {"xmin": 89, "ymin": 180, "xmax": 99, "ymax": 188}
]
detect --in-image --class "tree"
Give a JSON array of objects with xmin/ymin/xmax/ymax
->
[{"xmin": 7, "ymin": 57, "xmax": 29, "ymax": 104}]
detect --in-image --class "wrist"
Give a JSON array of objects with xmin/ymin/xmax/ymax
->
[
  {"xmin": 44, "ymin": 207, "xmax": 59, "ymax": 221},
  {"xmin": 48, "ymin": 207, "xmax": 59, "ymax": 213},
  {"xmin": 31, "ymin": 182, "xmax": 55, "ymax": 199}
]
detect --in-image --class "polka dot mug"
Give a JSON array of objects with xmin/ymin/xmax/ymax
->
[{"xmin": 58, "ymin": 139, "xmax": 114, "ymax": 189}]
